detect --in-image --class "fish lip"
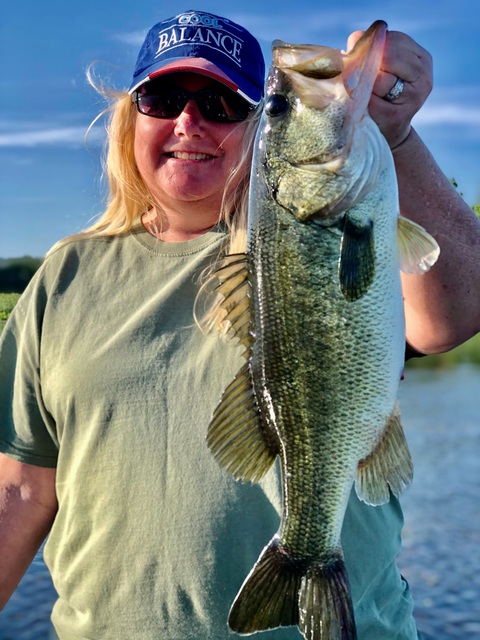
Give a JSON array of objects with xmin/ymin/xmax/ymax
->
[{"xmin": 280, "ymin": 141, "xmax": 351, "ymax": 169}]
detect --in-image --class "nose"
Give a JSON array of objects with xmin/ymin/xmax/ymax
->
[{"xmin": 173, "ymin": 99, "xmax": 206, "ymax": 138}]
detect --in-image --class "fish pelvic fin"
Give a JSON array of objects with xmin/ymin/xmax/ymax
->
[
  {"xmin": 397, "ymin": 215, "xmax": 440, "ymax": 275},
  {"xmin": 207, "ymin": 362, "xmax": 279, "ymax": 483},
  {"xmin": 229, "ymin": 537, "xmax": 357, "ymax": 640},
  {"xmin": 355, "ymin": 402, "xmax": 414, "ymax": 505},
  {"xmin": 339, "ymin": 215, "xmax": 375, "ymax": 301}
]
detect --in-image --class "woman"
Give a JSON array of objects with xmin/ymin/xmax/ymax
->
[{"xmin": 0, "ymin": 10, "xmax": 479, "ymax": 640}]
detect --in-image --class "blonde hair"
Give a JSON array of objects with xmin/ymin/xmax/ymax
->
[{"xmin": 49, "ymin": 78, "xmax": 262, "ymax": 256}]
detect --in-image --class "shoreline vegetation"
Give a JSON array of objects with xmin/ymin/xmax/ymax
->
[
  {"xmin": 1, "ymin": 190, "xmax": 479, "ymax": 367},
  {"xmin": 0, "ymin": 290, "xmax": 478, "ymax": 368}
]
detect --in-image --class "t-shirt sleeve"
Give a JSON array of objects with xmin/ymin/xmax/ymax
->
[
  {"xmin": 405, "ymin": 342, "xmax": 426, "ymax": 361},
  {"xmin": 0, "ymin": 285, "xmax": 58, "ymax": 468}
]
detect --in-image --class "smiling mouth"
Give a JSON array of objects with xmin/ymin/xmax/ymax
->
[{"xmin": 168, "ymin": 151, "xmax": 217, "ymax": 160}]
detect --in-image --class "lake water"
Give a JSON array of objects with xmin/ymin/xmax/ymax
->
[
  {"xmin": 0, "ymin": 365, "xmax": 479, "ymax": 639},
  {"xmin": 398, "ymin": 364, "xmax": 480, "ymax": 639}
]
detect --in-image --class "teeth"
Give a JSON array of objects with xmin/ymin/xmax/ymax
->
[{"xmin": 172, "ymin": 152, "xmax": 213, "ymax": 160}]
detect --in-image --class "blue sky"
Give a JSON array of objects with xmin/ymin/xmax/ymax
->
[{"xmin": 1, "ymin": 0, "xmax": 479, "ymax": 257}]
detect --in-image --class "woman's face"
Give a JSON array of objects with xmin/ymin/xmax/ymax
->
[{"xmin": 133, "ymin": 73, "xmax": 250, "ymax": 216}]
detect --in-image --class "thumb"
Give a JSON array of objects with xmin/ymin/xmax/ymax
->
[{"xmin": 346, "ymin": 30, "xmax": 364, "ymax": 52}]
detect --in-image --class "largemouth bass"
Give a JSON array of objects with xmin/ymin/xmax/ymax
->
[{"xmin": 198, "ymin": 20, "xmax": 439, "ymax": 640}]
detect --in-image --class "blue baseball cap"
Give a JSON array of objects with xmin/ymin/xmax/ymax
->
[{"xmin": 129, "ymin": 10, "xmax": 265, "ymax": 105}]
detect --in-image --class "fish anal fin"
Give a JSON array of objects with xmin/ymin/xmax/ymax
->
[
  {"xmin": 356, "ymin": 402, "xmax": 414, "ymax": 506},
  {"xmin": 339, "ymin": 216, "xmax": 375, "ymax": 301},
  {"xmin": 208, "ymin": 363, "xmax": 279, "ymax": 483},
  {"xmin": 397, "ymin": 215, "xmax": 440, "ymax": 275}
]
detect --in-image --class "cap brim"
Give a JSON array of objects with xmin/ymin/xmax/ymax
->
[{"xmin": 129, "ymin": 58, "xmax": 259, "ymax": 105}]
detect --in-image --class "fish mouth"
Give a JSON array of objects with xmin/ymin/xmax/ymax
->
[{"xmin": 292, "ymin": 155, "xmax": 345, "ymax": 171}]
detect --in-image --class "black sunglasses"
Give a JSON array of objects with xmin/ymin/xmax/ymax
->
[{"xmin": 133, "ymin": 81, "xmax": 254, "ymax": 123}]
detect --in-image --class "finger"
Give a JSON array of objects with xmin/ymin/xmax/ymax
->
[
  {"xmin": 382, "ymin": 31, "xmax": 432, "ymax": 81},
  {"xmin": 374, "ymin": 32, "xmax": 432, "ymax": 104},
  {"xmin": 373, "ymin": 71, "xmax": 407, "ymax": 102}
]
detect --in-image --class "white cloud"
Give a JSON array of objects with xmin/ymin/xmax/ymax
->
[
  {"xmin": 414, "ymin": 103, "xmax": 480, "ymax": 126},
  {"xmin": 0, "ymin": 126, "xmax": 104, "ymax": 148},
  {"xmin": 112, "ymin": 30, "xmax": 147, "ymax": 46}
]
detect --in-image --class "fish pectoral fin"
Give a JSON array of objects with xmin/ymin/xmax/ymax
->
[
  {"xmin": 207, "ymin": 363, "xmax": 279, "ymax": 483},
  {"xmin": 397, "ymin": 215, "xmax": 440, "ymax": 275},
  {"xmin": 229, "ymin": 537, "xmax": 357, "ymax": 640},
  {"xmin": 339, "ymin": 215, "xmax": 375, "ymax": 301},
  {"xmin": 355, "ymin": 402, "xmax": 414, "ymax": 506},
  {"xmin": 194, "ymin": 253, "xmax": 254, "ymax": 354}
]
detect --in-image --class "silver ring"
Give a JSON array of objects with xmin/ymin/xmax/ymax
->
[{"xmin": 383, "ymin": 77, "xmax": 404, "ymax": 102}]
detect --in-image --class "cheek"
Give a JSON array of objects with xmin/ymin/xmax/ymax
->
[{"xmin": 133, "ymin": 118, "xmax": 168, "ymax": 176}]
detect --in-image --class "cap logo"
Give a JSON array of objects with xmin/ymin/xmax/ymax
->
[
  {"xmin": 178, "ymin": 13, "xmax": 222, "ymax": 28},
  {"xmin": 154, "ymin": 12, "xmax": 243, "ymax": 68}
]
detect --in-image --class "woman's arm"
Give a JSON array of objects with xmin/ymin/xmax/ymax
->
[
  {"xmin": 349, "ymin": 28, "xmax": 480, "ymax": 353},
  {"xmin": 0, "ymin": 453, "xmax": 57, "ymax": 610},
  {"xmin": 394, "ymin": 129, "xmax": 480, "ymax": 353}
]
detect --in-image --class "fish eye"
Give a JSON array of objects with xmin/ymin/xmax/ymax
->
[{"xmin": 265, "ymin": 94, "xmax": 290, "ymax": 118}]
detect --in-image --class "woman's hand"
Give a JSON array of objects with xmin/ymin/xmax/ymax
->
[{"xmin": 347, "ymin": 29, "xmax": 433, "ymax": 149}]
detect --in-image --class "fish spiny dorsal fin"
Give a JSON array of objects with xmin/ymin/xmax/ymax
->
[
  {"xmin": 196, "ymin": 254, "xmax": 280, "ymax": 483},
  {"xmin": 339, "ymin": 215, "xmax": 375, "ymax": 301},
  {"xmin": 194, "ymin": 254, "xmax": 254, "ymax": 353},
  {"xmin": 355, "ymin": 402, "xmax": 414, "ymax": 505},
  {"xmin": 397, "ymin": 216, "xmax": 440, "ymax": 274}
]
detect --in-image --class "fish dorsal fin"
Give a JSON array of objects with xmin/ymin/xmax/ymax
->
[
  {"xmin": 355, "ymin": 402, "xmax": 413, "ymax": 505},
  {"xmin": 339, "ymin": 215, "xmax": 375, "ymax": 301},
  {"xmin": 207, "ymin": 363, "xmax": 280, "ymax": 483},
  {"xmin": 397, "ymin": 216, "xmax": 440, "ymax": 274},
  {"xmin": 195, "ymin": 254, "xmax": 254, "ymax": 353},
  {"xmin": 196, "ymin": 254, "xmax": 279, "ymax": 482}
]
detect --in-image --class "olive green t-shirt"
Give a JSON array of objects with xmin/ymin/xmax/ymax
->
[{"xmin": 0, "ymin": 225, "xmax": 418, "ymax": 639}]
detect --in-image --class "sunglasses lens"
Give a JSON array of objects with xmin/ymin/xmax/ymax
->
[
  {"xmin": 136, "ymin": 90, "xmax": 186, "ymax": 119},
  {"xmin": 197, "ymin": 90, "xmax": 251, "ymax": 122},
  {"xmin": 135, "ymin": 82, "xmax": 252, "ymax": 122}
]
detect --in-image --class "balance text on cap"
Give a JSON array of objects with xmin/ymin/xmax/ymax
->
[{"xmin": 156, "ymin": 19, "xmax": 243, "ymax": 66}]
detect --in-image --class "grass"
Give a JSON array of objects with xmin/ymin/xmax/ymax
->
[
  {"xmin": 407, "ymin": 332, "xmax": 480, "ymax": 369},
  {"xmin": 0, "ymin": 292, "xmax": 479, "ymax": 367},
  {"xmin": 0, "ymin": 293, "xmax": 21, "ymax": 322}
]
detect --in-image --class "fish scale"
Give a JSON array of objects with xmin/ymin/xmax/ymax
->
[{"xmin": 197, "ymin": 19, "xmax": 440, "ymax": 640}]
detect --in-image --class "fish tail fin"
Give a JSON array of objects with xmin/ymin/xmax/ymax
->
[
  {"xmin": 228, "ymin": 536, "xmax": 302, "ymax": 633},
  {"xmin": 229, "ymin": 537, "xmax": 357, "ymax": 640},
  {"xmin": 298, "ymin": 558, "xmax": 357, "ymax": 640}
]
